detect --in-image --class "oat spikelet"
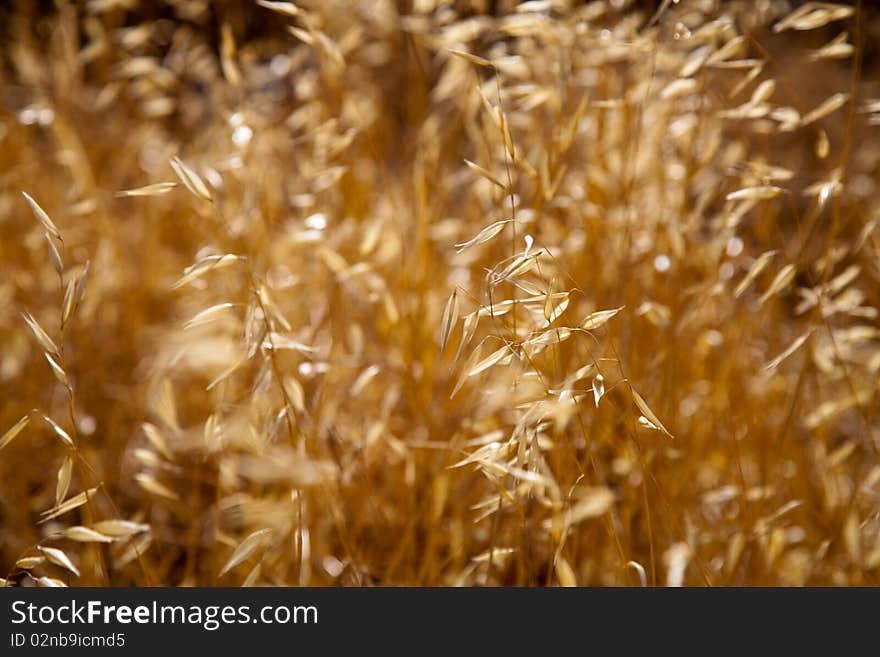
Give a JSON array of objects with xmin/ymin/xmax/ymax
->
[
  {"xmin": 439, "ymin": 289, "xmax": 459, "ymax": 354},
  {"xmin": 92, "ymin": 520, "xmax": 150, "ymax": 537},
  {"xmin": 735, "ymin": 250, "xmax": 777, "ymax": 298},
  {"xmin": 454, "ymin": 220, "xmax": 511, "ymax": 253},
  {"xmin": 467, "ymin": 344, "xmax": 512, "ymax": 378},
  {"xmin": 632, "ymin": 388, "xmax": 674, "ymax": 438},
  {"xmin": 22, "ymin": 192, "xmax": 62, "ymax": 241},
  {"xmin": 62, "ymin": 526, "xmax": 115, "ymax": 543},
  {"xmin": 592, "ymin": 374, "xmax": 605, "ymax": 408},
  {"xmin": 35, "ymin": 576, "xmax": 68, "ymax": 588},
  {"xmin": 170, "ymin": 157, "xmax": 212, "ymax": 203},
  {"xmin": 135, "ymin": 473, "xmax": 179, "ymax": 500},
  {"xmin": 55, "ymin": 456, "xmax": 73, "ymax": 505},
  {"xmin": 45, "ymin": 232, "xmax": 63, "ymax": 276},
  {"xmin": 256, "ymin": 0, "xmax": 301, "ymax": 17},
  {"xmin": 759, "ymin": 264, "xmax": 797, "ymax": 305},
  {"xmin": 582, "ymin": 307, "xmax": 624, "ymax": 331},
  {"xmin": 42, "ymin": 414, "xmax": 74, "ymax": 448},
  {"xmin": 45, "ymin": 352, "xmax": 68, "ymax": 387},
  {"xmin": 773, "ymin": 3, "xmax": 854, "ymax": 33},
  {"xmin": 219, "ymin": 528, "xmax": 273, "ymax": 577},
  {"xmin": 726, "ymin": 186, "xmax": 783, "ymax": 202},
  {"xmin": 21, "ymin": 311, "xmax": 59, "ymax": 355},
  {"xmin": 37, "ymin": 546, "xmax": 80, "ymax": 577},
  {"xmin": 115, "ymin": 182, "xmax": 177, "ymax": 197},
  {"xmin": 40, "ymin": 487, "xmax": 100, "ymax": 523}
]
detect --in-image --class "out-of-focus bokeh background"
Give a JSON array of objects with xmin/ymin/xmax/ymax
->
[{"xmin": 2, "ymin": 0, "xmax": 880, "ymax": 586}]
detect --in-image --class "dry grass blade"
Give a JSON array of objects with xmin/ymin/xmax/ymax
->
[
  {"xmin": 765, "ymin": 331, "xmax": 813, "ymax": 371},
  {"xmin": 37, "ymin": 546, "xmax": 80, "ymax": 577},
  {"xmin": 22, "ymin": 192, "xmax": 62, "ymax": 241},
  {"xmin": 115, "ymin": 182, "xmax": 178, "ymax": 197},
  {"xmin": 219, "ymin": 528, "xmax": 273, "ymax": 577},
  {"xmin": 0, "ymin": 414, "xmax": 30, "ymax": 452},
  {"xmin": 448, "ymin": 48, "xmax": 492, "ymax": 67},
  {"xmin": 632, "ymin": 388, "xmax": 674, "ymax": 438},
  {"xmin": 464, "ymin": 159, "xmax": 507, "ymax": 189}
]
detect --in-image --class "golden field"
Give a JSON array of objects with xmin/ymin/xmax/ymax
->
[{"xmin": 1, "ymin": 0, "xmax": 880, "ymax": 586}]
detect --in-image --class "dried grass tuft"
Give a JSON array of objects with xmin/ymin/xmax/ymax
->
[{"xmin": 2, "ymin": 0, "xmax": 880, "ymax": 587}]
